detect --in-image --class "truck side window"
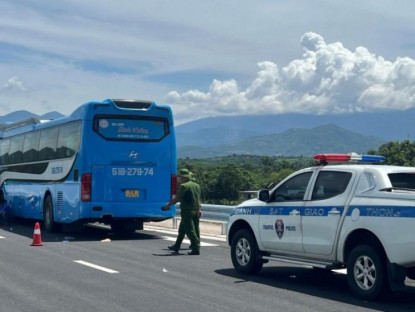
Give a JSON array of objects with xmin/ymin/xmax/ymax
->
[
  {"xmin": 311, "ymin": 171, "xmax": 352, "ymax": 200},
  {"xmin": 272, "ymin": 172, "xmax": 312, "ymax": 202}
]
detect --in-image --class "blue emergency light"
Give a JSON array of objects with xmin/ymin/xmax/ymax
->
[{"xmin": 313, "ymin": 153, "xmax": 386, "ymax": 163}]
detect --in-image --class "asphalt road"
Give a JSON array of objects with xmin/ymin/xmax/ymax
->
[{"xmin": 1, "ymin": 220, "xmax": 415, "ymax": 312}]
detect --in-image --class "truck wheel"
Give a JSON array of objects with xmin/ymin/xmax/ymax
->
[
  {"xmin": 44, "ymin": 196, "xmax": 61, "ymax": 233},
  {"xmin": 347, "ymin": 244, "xmax": 386, "ymax": 300},
  {"xmin": 231, "ymin": 229, "xmax": 263, "ymax": 275}
]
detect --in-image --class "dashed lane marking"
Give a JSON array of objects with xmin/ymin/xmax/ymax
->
[{"xmin": 73, "ymin": 260, "xmax": 119, "ymax": 274}]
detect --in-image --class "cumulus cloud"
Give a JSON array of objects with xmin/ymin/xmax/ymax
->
[
  {"xmin": 167, "ymin": 32, "xmax": 415, "ymax": 122},
  {"xmin": 3, "ymin": 76, "xmax": 26, "ymax": 91}
]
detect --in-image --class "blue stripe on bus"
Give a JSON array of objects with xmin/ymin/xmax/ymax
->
[{"xmin": 231, "ymin": 205, "xmax": 415, "ymax": 218}]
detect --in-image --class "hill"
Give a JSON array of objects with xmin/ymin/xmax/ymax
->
[
  {"xmin": 0, "ymin": 110, "xmax": 64, "ymax": 123},
  {"xmin": 178, "ymin": 124, "xmax": 385, "ymax": 158},
  {"xmin": 175, "ymin": 109, "xmax": 415, "ymax": 147}
]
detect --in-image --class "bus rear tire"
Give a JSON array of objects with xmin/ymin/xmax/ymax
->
[
  {"xmin": 44, "ymin": 196, "xmax": 61, "ymax": 233},
  {"xmin": 110, "ymin": 220, "xmax": 141, "ymax": 233}
]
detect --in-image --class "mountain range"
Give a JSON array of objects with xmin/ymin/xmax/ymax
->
[
  {"xmin": 175, "ymin": 109, "xmax": 415, "ymax": 158},
  {"xmin": 1, "ymin": 108, "xmax": 411, "ymax": 158},
  {"xmin": 0, "ymin": 110, "xmax": 64, "ymax": 123}
]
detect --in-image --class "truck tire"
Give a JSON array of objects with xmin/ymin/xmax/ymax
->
[
  {"xmin": 231, "ymin": 229, "xmax": 263, "ymax": 275},
  {"xmin": 347, "ymin": 244, "xmax": 387, "ymax": 300}
]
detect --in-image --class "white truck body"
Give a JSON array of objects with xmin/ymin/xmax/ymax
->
[{"xmin": 227, "ymin": 162, "xmax": 415, "ymax": 300}]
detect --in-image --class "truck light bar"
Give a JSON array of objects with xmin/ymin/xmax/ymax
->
[{"xmin": 313, "ymin": 153, "xmax": 386, "ymax": 163}]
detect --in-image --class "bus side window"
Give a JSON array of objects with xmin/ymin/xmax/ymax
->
[
  {"xmin": 9, "ymin": 135, "xmax": 24, "ymax": 164},
  {"xmin": 23, "ymin": 131, "xmax": 40, "ymax": 162},
  {"xmin": 39, "ymin": 127, "xmax": 58, "ymax": 160},
  {"xmin": 57, "ymin": 122, "xmax": 82, "ymax": 159},
  {"xmin": 0, "ymin": 139, "xmax": 10, "ymax": 165}
]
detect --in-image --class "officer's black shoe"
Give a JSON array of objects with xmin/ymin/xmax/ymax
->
[
  {"xmin": 168, "ymin": 245, "xmax": 179, "ymax": 253},
  {"xmin": 188, "ymin": 250, "xmax": 200, "ymax": 255}
]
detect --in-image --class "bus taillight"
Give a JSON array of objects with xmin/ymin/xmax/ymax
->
[
  {"xmin": 171, "ymin": 174, "xmax": 177, "ymax": 199},
  {"xmin": 81, "ymin": 173, "xmax": 92, "ymax": 202}
]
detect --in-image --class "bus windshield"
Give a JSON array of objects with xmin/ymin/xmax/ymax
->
[{"xmin": 94, "ymin": 116, "xmax": 168, "ymax": 141}]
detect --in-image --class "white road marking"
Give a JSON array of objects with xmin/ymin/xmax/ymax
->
[
  {"xmin": 333, "ymin": 268, "xmax": 347, "ymax": 275},
  {"xmin": 0, "ymin": 236, "xmax": 5, "ymax": 239},
  {"xmin": 73, "ymin": 260, "xmax": 119, "ymax": 274},
  {"xmin": 160, "ymin": 236, "xmax": 219, "ymax": 247},
  {"xmin": 145, "ymin": 225, "xmax": 226, "ymax": 242}
]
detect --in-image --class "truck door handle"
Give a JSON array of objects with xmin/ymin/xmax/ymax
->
[{"xmin": 328, "ymin": 208, "xmax": 340, "ymax": 215}]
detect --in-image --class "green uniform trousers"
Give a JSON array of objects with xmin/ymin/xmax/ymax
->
[{"xmin": 173, "ymin": 210, "xmax": 199, "ymax": 252}]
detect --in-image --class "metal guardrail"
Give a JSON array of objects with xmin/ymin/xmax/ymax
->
[{"xmin": 173, "ymin": 204, "xmax": 235, "ymax": 235}]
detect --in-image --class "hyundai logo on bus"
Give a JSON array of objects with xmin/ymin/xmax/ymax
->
[{"xmin": 129, "ymin": 151, "xmax": 139, "ymax": 159}]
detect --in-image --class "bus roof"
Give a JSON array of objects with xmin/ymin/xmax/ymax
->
[{"xmin": 0, "ymin": 99, "xmax": 174, "ymax": 139}]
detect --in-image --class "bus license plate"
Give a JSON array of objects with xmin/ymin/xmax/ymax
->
[{"xmin": 125, "ymin": 189, "xmax": 140, "ymax": 198}]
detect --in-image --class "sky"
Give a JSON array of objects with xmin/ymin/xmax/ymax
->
[{"xmin": 0, "ymin": 0, "xmax": 415, "ymax": 124}]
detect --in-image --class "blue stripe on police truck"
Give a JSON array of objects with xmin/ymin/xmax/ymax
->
[
  {"xmin": 347, "ymin": 206, "xmax": 415, "ymax": 218},
  {"xmin": 231, "ymin": 205, "xmax": 415, "ymax": 218},
  {"xmin": 231, "ymin": 206, "xmax": 345, "ymax": 216}
]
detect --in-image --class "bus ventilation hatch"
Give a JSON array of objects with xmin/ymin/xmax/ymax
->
[{"xmin": 112, "ymin": 100, "xmax": 152, "ymax": 110}]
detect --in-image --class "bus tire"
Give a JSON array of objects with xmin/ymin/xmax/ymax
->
[
  {"xmin": 44, "ymin": 196, "xmax": 61, "ymax": 233},
  {"xmin": 110, "ymin": 220, "xmax": 137, "ymax": 233}
]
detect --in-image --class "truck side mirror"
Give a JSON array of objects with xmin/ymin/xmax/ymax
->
[{"xmin": 258, "ymin": 189, "xmax": 270, "ymax": 202}]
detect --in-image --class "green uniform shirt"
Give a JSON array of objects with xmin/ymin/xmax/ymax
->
[{"xmin": 177, "ymin": 180, "xmax": 201, "ymax": 211}]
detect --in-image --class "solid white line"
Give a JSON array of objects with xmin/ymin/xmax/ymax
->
[
  {"xmin": 73, "ymin": 260, "xmax": 119, "ymax": 274},
  {"xmin": 145, "ymin": 225, "xmax": 227, "ymax": 242},
  {"xmin": 0, "ymin": 236, "xmax": 5, "ymax": 239},
  {"xmin": 160, "ymin": 236, "xmax": 219, "ymax": 247}
]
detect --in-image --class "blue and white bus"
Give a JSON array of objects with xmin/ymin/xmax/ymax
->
[{"xmin": 0, "ymin": 99, "xmax": 177, "ymax": 232}]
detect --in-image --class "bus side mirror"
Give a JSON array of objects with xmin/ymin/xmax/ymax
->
[{"xmin": 258, "ymin": 189, "xmax": 270, "ymax": 202}]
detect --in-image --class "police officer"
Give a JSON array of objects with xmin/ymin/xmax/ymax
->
[{"xmin": 162, "ymin": 169, "xmax": 201, "ymax": 255}]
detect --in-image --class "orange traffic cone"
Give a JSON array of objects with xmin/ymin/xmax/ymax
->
[{"xmin": 31, "ymin": 222, "xmax": 43, "ymax": 246}]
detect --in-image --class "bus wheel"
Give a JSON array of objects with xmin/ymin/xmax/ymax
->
[
  {"xmin": 110, "ymin": 220, "xmax": 137, "ymax": 233},
  {"xmin": 44, "ymin": 196, "xmax": 61, "ymax": 233}
]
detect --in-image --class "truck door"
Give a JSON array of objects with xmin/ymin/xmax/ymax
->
[
  {"xmin": 302, "ymin": 170, "xmax": 353, "ymax": 255},
  {"xmin": 259, "ymin": 171, "xmax": 313, "ymax": 253}
]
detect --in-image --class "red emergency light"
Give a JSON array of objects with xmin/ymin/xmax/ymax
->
[{"xmin": 313, "ymin": 153, "xmax": 386, "ymax": 163}]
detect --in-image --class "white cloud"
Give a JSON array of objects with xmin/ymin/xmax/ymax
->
[
  {"xmin": 1, "ymin": 2, "xmax": 415, "ymax": 122},
  {"xmin": 167, "ymin": 32, "xmax": 415, "ymax": 123},
  {"xmin": 3, "ymin": 76, "xmax": 26, "ymax": 91}
]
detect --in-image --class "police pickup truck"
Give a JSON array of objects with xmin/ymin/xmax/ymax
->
[{"xmin": 227, "ymin": 153, "xmax": 415, "ymax": 300}]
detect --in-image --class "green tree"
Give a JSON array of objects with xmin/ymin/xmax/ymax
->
[
  {"xmin": 213, "ymin": 164, "xmax": 253, "ymax": 204},
  {"xmin": 370, "ymin": 140, "xmax": 415, "ymax": 166}
]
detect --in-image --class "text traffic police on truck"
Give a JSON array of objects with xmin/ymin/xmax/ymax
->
[{"xmin": 227, "ymin": 153, "xmax": 415, "ymax": 300}]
